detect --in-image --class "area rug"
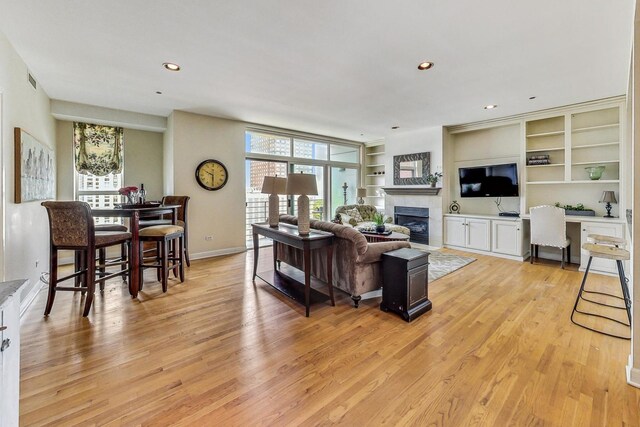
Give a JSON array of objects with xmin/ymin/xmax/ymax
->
[{"xmin": 424, "ymin": 251, "xmax": 476, "ymax": 282}]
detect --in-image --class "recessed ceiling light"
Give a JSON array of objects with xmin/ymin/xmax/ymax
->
[
  {"xmin": 163, "ymin": 62, "xmax": 181, "ymax": 71},
  {"xmin": 391, "ymin": 126, "xmax": 400, "ymax": 130},
  {"xmin": 529, "ymin": 96, "xmax": 536, "ymax": 100},
  {"xmin": 484, "ymin": 104, "xmax": 497, "ymax": 110},
  {"xmin": 155, "ymin": 91, "xmax": 162, "ymax": 95},
  {"xmin": 417, "ymin": 62, "xmax": 434, "ymax": 70}
]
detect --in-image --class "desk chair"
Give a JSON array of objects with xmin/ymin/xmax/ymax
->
[
  {"xmin": 42, "ymin": 201, "xmax": 132, "ymax": 317},
  {"xmin": 529, "ymin": 205, "xmax": 571, "ymax": 268}
]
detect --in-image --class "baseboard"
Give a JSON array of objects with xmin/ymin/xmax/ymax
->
[
  {"xmin": 20, "ymin": 279, "xmax": 44, "ymax": 318},
  {"xmin": 444, "ymin": 245, "xmax": 527, "ymax": 262},
  {"xmin": 191, "ymin": 247, "xmax": 246, "ymax": 260},
  {"xmin": 627, "ymin": 356, "xmax": 640, "ymax": 388}
]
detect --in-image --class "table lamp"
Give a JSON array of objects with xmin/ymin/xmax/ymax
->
[
  {"xmin": 285, "ymin": 172, "xmax": 318, "ymax": 235},
  {"xmin": 599, "ymin": 191, "xmax": 617, "ymax": 218},
  {"xmin": 261, "ymin": 176, "xmax": 287, "ymax": 227},
  {"xmin": 357, "ymin": 188, "xmax": 367, "ymax": 205}
]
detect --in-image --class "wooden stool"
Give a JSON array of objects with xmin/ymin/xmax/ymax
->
[
  {"xmin": 139, "ymin": 225, "xmax": 185, "ymax": 292},
  {"xmin": 571, "ymin": 242, "xmax": 631, "ymax": 339},
  {"xmin": 587, "ymin": 233, "xmax": 626, "ymax": 247}
]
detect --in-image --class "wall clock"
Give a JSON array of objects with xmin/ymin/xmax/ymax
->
[{"xmin": 195, "ymin": 159, "xmax": 228, "ymax": 191}]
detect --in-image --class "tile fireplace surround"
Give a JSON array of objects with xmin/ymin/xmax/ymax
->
[{"xmin": 385, "ymin": 193, "xmax": 443, "ymax": 247}]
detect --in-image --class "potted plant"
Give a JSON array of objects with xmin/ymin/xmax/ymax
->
[
  {"xmin": 426, "ymin": 172, "xmax": 442, "ymax": 188},
  {"xmin": 372, "ymin": 212, "xmax": 387, "ymax": 233},
  {"xmin": 554, "ymin": 202, "xmax": 596, "ymax": 216}
]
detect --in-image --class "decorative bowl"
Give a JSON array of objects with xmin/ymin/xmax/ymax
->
[{"xmin": 585, "ymin": 165, "xmax": 605, "ymax": 180}]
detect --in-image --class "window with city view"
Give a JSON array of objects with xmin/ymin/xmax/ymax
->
[{"xmin": 245, "ymin": 130, "xmax": 360, "ymax": 246}]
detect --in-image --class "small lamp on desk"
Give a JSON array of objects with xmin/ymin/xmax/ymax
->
[
  {"xmin": 357, "ymin": 188, "xmax": 367, "ymax": 205},
  {"xmin": 599, "ymin": 191, "xmax": 617, "ymax": 218},
  {"xmin": 261, "ymin": 176, "xmax": 287, "ymax": 227},
  {"xmin": 286, "ymin": 172, "xmax": 318, "ymax": 235}
]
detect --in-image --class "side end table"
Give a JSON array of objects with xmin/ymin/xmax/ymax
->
[{"xmin": 380, "ymin": 248, "xmax": 431, "ymax": 322}]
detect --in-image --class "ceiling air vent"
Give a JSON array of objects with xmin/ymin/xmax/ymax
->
[{"xmin": 28, "ymin": 73, "xmax": 36, "ymax": 89}]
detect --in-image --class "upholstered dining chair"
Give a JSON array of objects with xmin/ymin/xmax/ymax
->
[
  {"xmin": 42, "ymin": 201, "xmax": 132, "ymax": 317},
  {"xmin": 139, "ymin": 195, "xmax": 191, "ymax": 266},
  {"xmin": 529, "ymin": 205, "xmax": 571, "ymax": 269}
]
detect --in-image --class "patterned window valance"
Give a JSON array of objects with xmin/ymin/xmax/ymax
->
[{"xmin": 73, "ymin": 122, "xmax": 124, "ymax": 176}]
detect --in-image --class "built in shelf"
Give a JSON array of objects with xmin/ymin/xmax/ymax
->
[
  {"xmin": 572, "ymin": 142, "xmax": 620, "ymax": 149},
  {"xmin": 367, "ymin": 164, "xmax": 384, "ymax": 168},
  {"xmin": 366, "ymin": 184, "xmax": 383, "ymax": 187},
  {"xmin": 366, "ymin": 151, "xmax": 385, "ymax": 156},
  {"xmin": 572, "ymin": 123, "xmax": 619, "ymax": 133},
  {"xmin": 382, "ymin": 187, "xmax": 441, "ymax": 195},
  {"xmin": 526, "ymin": 147, "xmax": 565, "ymax": 153},
  {"xmin": 571, "ymin": 160, "xmax": 619, "ymax": 166},
  {"xmin": 527, "ymin": 180, "xmax": 620, "ymax": 185},
  {"xmin": 526, "ymin": 163, "xmax": 565, "ymax": 168},
  {"xmin": 526, "ymin": 130, "xmax": 565, "ymax": 138},
  {"xmin": 367, "ymin": 174, "xmax": 385, "ymax": 177}
]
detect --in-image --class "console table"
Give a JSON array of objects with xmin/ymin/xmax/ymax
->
[{"xmin": 252, "ymin": 223, "xmax": 335, "ymax": 317}]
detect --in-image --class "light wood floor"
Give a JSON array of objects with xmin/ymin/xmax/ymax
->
[{"xmin": 19, "ymin": 248, "xmax": 640, "ymax": 426}]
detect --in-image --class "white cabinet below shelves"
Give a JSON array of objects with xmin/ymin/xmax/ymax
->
[
  {"xmin": 492, "ymin": 220, "xmax": 523, "ymax": 256},
  {"xmin": 445, "ymin": 215, "xmax": 528, "ymax": 260},
  {"xmin": 444, "ymin": 216, "xmax": 490, "ymax": 252}
]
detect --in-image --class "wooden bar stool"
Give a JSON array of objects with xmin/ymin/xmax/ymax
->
[
  {"xmin": 42, "ymin": 201, "xmax": 132, "ymax": 317},
  {"xmin": 95, "ymin": 223, "xmax": 129, "ymax": 286},
  {"xmin": 139, "ymin": 225, "xmax": 185, "ymax": 292},
  {"xmin": 570, "ymin": 242, "xmax": 631, "ymax": 339}
]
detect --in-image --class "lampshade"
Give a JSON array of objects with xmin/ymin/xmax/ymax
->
[
  {"xmin": 261, "ymin": 176, "xmax": 287, "ymax": 194},
  {"xmin": 599, "ymin": 191, "xmax": 618, "ymax": 204},
  {"xmin": 285, "ymin": 173, "xmax": 318, "ymax": 195},
  {"xmin": 357, "ymin": 188, "xmax": 367, "ymax": 198}
]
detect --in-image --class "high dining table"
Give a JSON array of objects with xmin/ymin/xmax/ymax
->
[{"xmin": 91, "ymin": 204, "xmax": 179, "ymax": 298}]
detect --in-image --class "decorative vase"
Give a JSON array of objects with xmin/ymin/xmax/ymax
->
[
  {"xmin": 585, "ymin": 165, "xmax": 605, "ymax": 180},
  {"xmin": 375, "ymin": 224, "xmax": 386, "ymax": 233}
]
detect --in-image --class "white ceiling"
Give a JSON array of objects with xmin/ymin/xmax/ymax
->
[{"xmin": 0, "ymin": 0, "xmax": 634, "ymax": 142}]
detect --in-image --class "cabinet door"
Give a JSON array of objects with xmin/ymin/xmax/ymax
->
[
  {"xmin": 466, "ymin": 218, "xmax": 491, "ymax": 251},
  {"xmin": 492, "ymin": 220, "xmax": 522, "ymax": 255},
  {"xmin": 1, "ymin": 297, "xmax": 20, "ymax": 427},
  {"xmin": 444, "ymin": 216, "xmax": 466, "ymax": 247},
  {"xmin": 580, "ymin": 222, "xmax": 624, "ymax": 274}
]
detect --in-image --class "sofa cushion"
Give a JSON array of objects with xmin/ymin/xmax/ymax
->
[
  {"xmin": 338, "ymin": 213, "xmax": 357, "ymax": 227},
  {"xmin": 346, "ymin": 208, "xmax": 364, "ymax": 223}
]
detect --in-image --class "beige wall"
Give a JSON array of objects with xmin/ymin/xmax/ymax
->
[
  {"xmin": 167, "ymin": 111, "xmax": 246, "ymax": 257},
  {"xmin": 0, "ymin": 30, "xmax": 56, "ymax": 303},
  {"xmin": 56, "ymin": 120, "xmax": 164, "ymax": 201}
]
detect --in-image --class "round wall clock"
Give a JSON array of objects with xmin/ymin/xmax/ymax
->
[{"xmin": 195, "ymin": 159, "xmax": 228, "ymax": 191}]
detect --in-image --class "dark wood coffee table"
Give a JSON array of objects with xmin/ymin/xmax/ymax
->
[{"xmin": 361, "ymin": 231, "xmax": 410, "ymax": 243}]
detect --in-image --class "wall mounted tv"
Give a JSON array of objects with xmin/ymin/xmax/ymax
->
[{"xmin": 459, "ymin": 163, "xmax": 519, "ymax": 198}]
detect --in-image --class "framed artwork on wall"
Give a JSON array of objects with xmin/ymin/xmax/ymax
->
[{"xmin": 14, "ymin": 127, "xmax": 56, "ymax": 203}]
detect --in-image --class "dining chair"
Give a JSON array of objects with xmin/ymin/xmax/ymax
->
[
  {"xmin": 529, "ymin": 205, "xmax": 571, "ymax": 268},
  {"xmin": 139, "ymin": 195, "xmax": 191, "ymax": 266},
  {"xmin": 42, "ymin": 201, "xmax": 132, "ymax": 317},
  {"xmin": 139, "ymin": 225, "xmax": 185, "ymax": 292}
]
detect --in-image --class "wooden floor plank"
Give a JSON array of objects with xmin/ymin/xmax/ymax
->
[{"xmin": 18, "ymin": 247, "xmax": 640, "ymax": 426}]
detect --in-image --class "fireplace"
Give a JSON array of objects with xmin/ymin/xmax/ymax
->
[{"xmin": 394, "ymin": 207, "xmax": 429, "ymax": 244}]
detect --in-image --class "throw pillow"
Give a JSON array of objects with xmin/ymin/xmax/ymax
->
[
  {"xmin": 339, "ymin": 213, "xmax": 357, "ymax": 227},
  {"xmin": 346, "ymin": 208, "xmax": 364, "ymax": 223}
]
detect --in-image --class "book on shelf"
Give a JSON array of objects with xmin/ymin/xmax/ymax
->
[
  {"xmin": 528, "ymin": 154, "xmax": 550, "ymax": 161},
  {"xmin": 527, "ymin": 159, "xmax": 551, "ymax": 165}
]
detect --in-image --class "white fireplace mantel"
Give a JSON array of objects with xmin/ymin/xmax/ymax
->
[{"xmin": 382, "ymin": 187, "xmax": 441, "ymax": 196}]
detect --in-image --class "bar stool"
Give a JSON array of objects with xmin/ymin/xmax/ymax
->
[
  {"xmin": 570, "ymin": 239, "xmax": 631, "ymax": 339},
  {"xmin": 42, "ymin": 201, "xmax": 132, "ymax": 317},
  {"xmin": 139, "ymin": 196, "xmax": 191, "ymax": 266},
  {"xmin": 94, "ymin": 223, "xmax": 129, "ymax": 286},
  {"xmin": 139, "ymin": 225, "xmax": 185, "ymax": 292}
]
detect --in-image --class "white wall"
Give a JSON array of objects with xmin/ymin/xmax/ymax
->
[
  {"xmin": 383, "ymin": 126, "xmax": 444, "ymax": 247},
  {"xmin": 0, "ymin": 31, "xmax": 55, "ymax": 303},
  {"xmin": 168, "ymin": 111, "xmax": 246, "ymax": 257}
]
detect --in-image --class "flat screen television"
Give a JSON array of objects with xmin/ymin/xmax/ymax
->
[{"xmin": 459, "ymin": 163, "xmax": 519, "ymax": 198}]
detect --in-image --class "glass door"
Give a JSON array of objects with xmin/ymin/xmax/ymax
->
[
  {"xmin": 245, "ymin": 159, "xmax": 288, "ymax": 246},
  {"xmin": 330, "ymin": 167, "xmax": 359, "ymax": 218}
]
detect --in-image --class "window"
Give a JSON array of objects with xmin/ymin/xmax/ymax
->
[
  {"xmin": 245, "ymin": 130, "xmax": 362, "ymax": 246},
  {"xmin": 73, "ymin": 123, "xmax": 124, "ymax": 223}
]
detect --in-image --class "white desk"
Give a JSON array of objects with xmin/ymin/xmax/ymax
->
[{"xmin": 520, "ymin": 214, "xmax": 626, "ymax": 274}]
